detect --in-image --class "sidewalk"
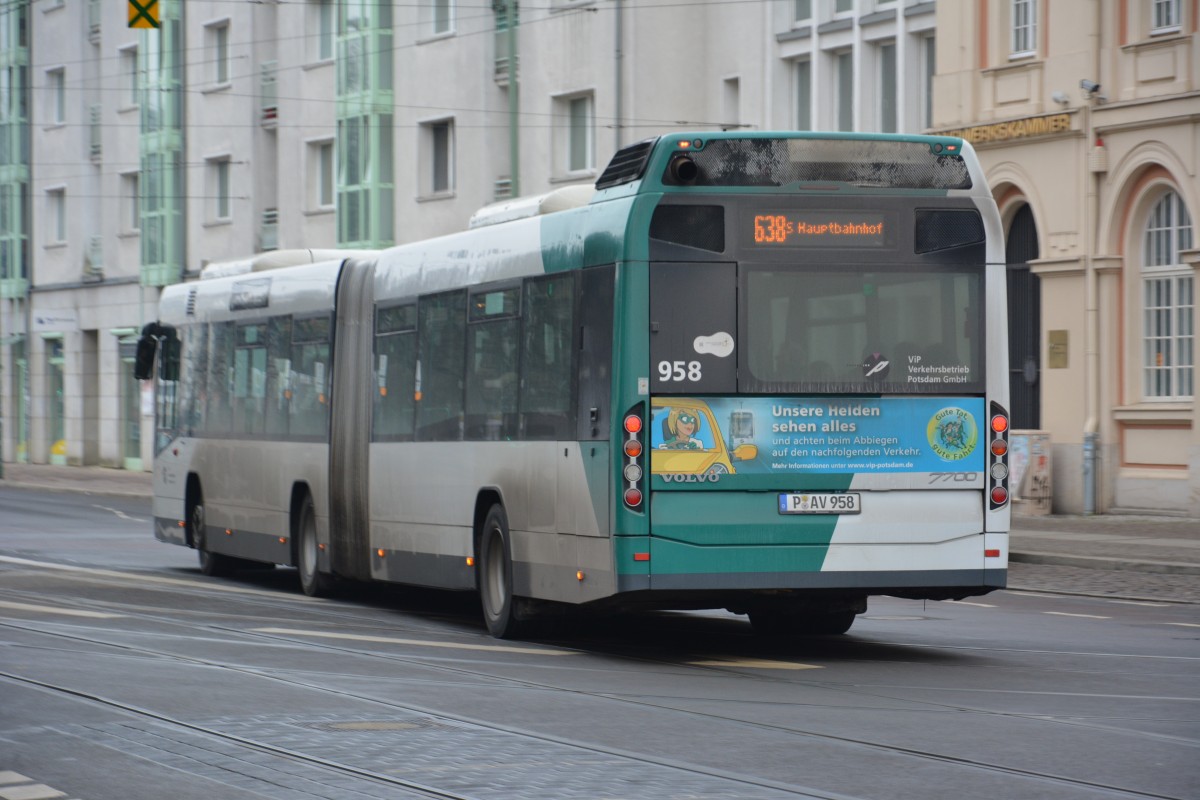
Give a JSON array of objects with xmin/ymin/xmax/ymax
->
[{"xmin": 2, "ymin": 462, "xmax": 1198, "ymax": 603}]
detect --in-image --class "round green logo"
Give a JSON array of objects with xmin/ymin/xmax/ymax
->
[{"xmin": 927, "ymin": 407, "xmax": 978, "ymax": 461}]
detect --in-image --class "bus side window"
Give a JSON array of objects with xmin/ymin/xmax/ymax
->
[
  {"xmin": 207, "ymin": 322, "xmax": 235, "ymax": 435},
  {"xmin": 465, "ymin": 287, "xmax": 520, "ymax": 441},
  {"xmin": 232, "ymin": 323, "xmax": 267, "ymax": 436},
  {"xmin": 520, "ymin": 274, "xmax": 575, "ymax": 440},
  {"xmin": 291, "ymin": 315, "xmax": 332, "ymax": 439},
  {"xmin": 416, "ymin": 290, "xmax": 467, "ymax": 441},
  {"xmin": 577, "ymin": 266, "xmax": 614, "ymax": 441},
  {"xmin": 265, "ymin": 316, "xmax": 292, "ymax": 438},
  {"xmin": 184, "ymin": 323, "xmax": 208, "ymax": 435},
  {"xmin": 373, "ymin": 304, "xmax": 417, "ymax": 442}
]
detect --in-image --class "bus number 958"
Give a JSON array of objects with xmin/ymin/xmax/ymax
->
[{"xmin": 658, "ymin": 360, "xmax": 702, "ymax": 382}]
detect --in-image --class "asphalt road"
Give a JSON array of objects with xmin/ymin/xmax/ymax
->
[{"xmin": 1, "ymin": 486, "xmax": 1197, "ymax": 800}]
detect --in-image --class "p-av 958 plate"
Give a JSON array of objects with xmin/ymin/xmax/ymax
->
[{"xmin": 778, "ymin": 492, "xmax": 861, "ymax": 514}]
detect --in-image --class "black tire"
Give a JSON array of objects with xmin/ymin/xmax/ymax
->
[
  {"xmin": 191, "ymin": 494, "xmax": 235, "ymax": 577},
  {"xmin": 297, "ymin": 494, "xmax": 334, "ymax": 597},
  {"xmin": 478, "ymin": 504, "xmax": 536, "ymax": 639},
  {"xmin": 749, "ymin": 609, "xmax": 856, "ymax": 637}
]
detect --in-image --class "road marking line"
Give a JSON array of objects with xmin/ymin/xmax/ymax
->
[
  {"xmin": 1106, "ymin": 600, "xmax": 1171, "ymax": 607},
  {"xmin": 0, "ymin": 774, "xmax": 32, "ymax": 786},
  {"xmin": 948, "ymin": 601, "xmax": 996, "ymax": 607},
  {"xmin": 1164, "ymin": 622, "xmax": 1200, "ymax": 628},
  {"xmin": 0, "ymin": 601, "xmax": 123, "ymax": 619},
  {"xmin": 92, "ymin": 504, "xmax": 147, "ymax": 523},
  {"xmin": 1044, "ymin": 611, "xmax": 1110, "ymax": 620},
  {"xmin": 251, "ymin": 627, "xmax": 574, "ymax": 656},
  {"xmin": 0, "ymin": 783, "xmax": 66, "ymax": 800},
  {"xmin": 689, "ymin": 658, "xmax": 822, "ymax": 671},
  {"xmin": 0, "ymin": 555, "xmax": 311, "ymax": 599}
]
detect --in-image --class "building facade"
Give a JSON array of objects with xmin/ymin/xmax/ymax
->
[
  {"xmin": 9, "ymin": 0, "xmax": 1195, "ymax": 517},
  {"xmin": 1, "ymin": 0, "xmax": 938, "ymax": 474},
  {"xmin": 935, "ymin": 0, "xmax": 1198, "ymax": 514}
]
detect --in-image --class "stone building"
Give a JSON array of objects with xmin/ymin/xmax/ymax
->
[{"xmin": 934, "ymin": 0, "xmax": 1198, "ymax": 514}]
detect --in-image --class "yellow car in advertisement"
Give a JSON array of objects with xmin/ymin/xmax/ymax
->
[{"xmin": 650, "ymin": 398, "xmax": 758, "ymax": 476}]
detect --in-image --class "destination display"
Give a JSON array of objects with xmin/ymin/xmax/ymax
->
[{"xmin": 748, "ymin": 211, "xmax": 889, "ymax": 248}]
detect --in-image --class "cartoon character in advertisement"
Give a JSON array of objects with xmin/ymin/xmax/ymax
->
[{"xmin": 651, "ymin": 399, "xmax": 759, "ymax": 477}]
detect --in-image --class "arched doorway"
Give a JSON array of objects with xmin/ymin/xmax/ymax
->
[{"xmin": 1006, "ymin": 204, "xmax": 1041, "ymax": 429}]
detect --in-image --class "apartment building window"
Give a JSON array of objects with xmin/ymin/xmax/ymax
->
[
  {"xmin": 1142, "ymin": 190, "xmax": 1194, "ymax": 399},
  {"xmin": 121, "ymin": 172, "xmax": 140, "ymax": 233},
  {"xmin": 722, "ymin": 77, "xmax": 740, "ymax": 131},
  {"xmin": 311, "ymin": 0, "xmax": 334, "ymax": 60},
  {"xmin": 428, "ymin": 0, "xmax": 453, "ymax": 35},
  {"xmin": 1151, "ymin": 0, "xmax": 1180, "ymax": 33},
  {"xmin": 554, "ymin": 92, "xmax": 594, "ymax": 175},
  {"xmin": 921, "ymin": 35, "xmax": 936, "ymax": 130},
  {"xmin": 308, "ymin": 140, "xmax": 334, "ymax": 208},
  {"xmin": 421, "ymin": 119, "xmax": 454, "ymax": 195},
  {"xmin": 878, "ymin": 41, "xmax": 896, "ymax": 133},
  {"xmin": 834, "ymin": 0, "xmax": 853, "ymax": 14},
  {"xmin": 120, "ymin": 46, "xmax": 139, "ymax": 107},
  {"xmin": 46, "ymin": 68, "xmax": 64, "ymax": 124},
  {"xmin": 835, "ymin": 51, "xmax": 853, "ymax": 131},
  {"xmin": 795, "ymin": 59, "xmax": 811, "ymax": 131},
  {"xmin": 208, "ymin": 157, "xmax": 231, "ymax": 221},
  {"xmin": 46, "ymin": 188, "xmax": 65, "ymax": 244},
  {"xmin": 208, "ymin": 21, "xmax": 230, "ymax": 85},
  {"xmin": 1011, "ymin": 0, "xmax": 1036, "ymax": 57},
  {"xmin": 794, "ymin": 0, "xmax": 811, "ymax": 22}
]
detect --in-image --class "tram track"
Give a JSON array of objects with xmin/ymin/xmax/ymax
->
[{"xmin": 0, "ymin": 595, "xmax": 1192, "ymax": 800}]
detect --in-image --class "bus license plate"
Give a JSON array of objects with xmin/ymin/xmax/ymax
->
[{"xmin": 778, "ymin": 492, "xmax": 861, "ymax": 515}]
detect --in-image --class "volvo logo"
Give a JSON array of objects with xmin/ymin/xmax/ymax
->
[{"xmin": 660, "ymin": 473, "xmax": 722, "ymax": 483}]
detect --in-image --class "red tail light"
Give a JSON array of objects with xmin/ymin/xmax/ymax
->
[
  {"xmin": 623, "ymin": 405, "xmax": 645, "ymax": 510},
  {"xmin": 989, "ymin": 403, "xmax": 1010, "ymax": 509}
]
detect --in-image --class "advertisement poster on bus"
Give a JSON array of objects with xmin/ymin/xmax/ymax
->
[{"xmin": 650, "ymin": 396, "xmax": 986, "ymax": 475}]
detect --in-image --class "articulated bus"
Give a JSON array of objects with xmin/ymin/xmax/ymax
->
[{"xmin": 137, "ymin": 132, "xmax": 1010, "ymax": 638}]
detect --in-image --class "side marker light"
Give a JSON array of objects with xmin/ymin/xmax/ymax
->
[
  {"xmin": 985, "ymin": 549, "xmax": 1001, "ymax": 558},
  {"xmin": 466, "ymin": 556, "xmax": 475, "ymax": 567},
  {"xmin": 576, "ymin": 571, "xmax": 585, "ymax": 581},
  {"xmin": 377, "ymin": 548, "xmax": 386, "ymax": 558},
  {"xmin": 633, "ymin": 552, "xmax": 650, "ymax": 562}
]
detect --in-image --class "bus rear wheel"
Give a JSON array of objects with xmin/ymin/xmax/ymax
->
[
  {"xmin": 191, "ymin": 496, "xmax": 235, "ymax": 577},
  {"xmin": 478, "ymin": 504, "xmax": 536, "ymax": 639},
  {"xmin": 297, "ymin": 494, "xmax": 334, "ymax": 597}
]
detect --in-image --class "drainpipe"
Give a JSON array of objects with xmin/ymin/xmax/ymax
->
[
  {"xmin": 1081, "ymin": 4, "xmax": 1101, "ymax": 514},
  {"xmin": 614, "ymin": 0, "xmax": 623, "ymax": 152},
  {"xmin": 507, "ymin": 0, "xmax": 519, "ymax": 198}
]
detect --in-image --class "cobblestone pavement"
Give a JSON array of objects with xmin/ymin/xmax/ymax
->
[{"xmin": 1007, "ymin": 561, "xmax": 1200, "ymax": 604}]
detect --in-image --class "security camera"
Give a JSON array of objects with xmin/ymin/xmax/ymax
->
[
  {"xmin": 1051, "ymin": 91, "xmax": 1070, "ymax": 105},
  {"xmin": 1079, "ymin": 79, "xmax": 1100, "ymax": 94}
]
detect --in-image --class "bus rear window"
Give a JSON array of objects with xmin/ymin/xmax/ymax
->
[{"xmin": 740, "ymin": 265, "xmax": 984, "ymax": 394}]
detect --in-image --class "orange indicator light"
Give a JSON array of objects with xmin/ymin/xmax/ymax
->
[
  {"xmin": 377, "ymin": 549, "xmax": 386, "ymax": 558},
  {"xmin": 991, "ymin": 439, "xmax": 1008, "ymax": 456},
  {"xmin": 279, "ymin": 537, "xmax": 288, "ymax": 544},
  {"xmin": 466, "ymin": 556, "xmax": 475, "ymax": 567},
  {"xmin": 225, "ymin": 529, "xmax": 233, "ymax": 536},
  {"xmin": 624, "ymin": 440, "xmax": 643, "ymax": 458},
  {"xmin": 576, "ymin": 571, "xmax": 585, "ymax": 581},
  {"xmin": 318, "ymin": 543, "xmax": 326, "ymax": 551},
  {"xmin": 677, "ymin": 140, "xmax": 691, "ymax": 149},
  {"xmin": 178, "ymin": 520, "xmax": 186, "ymax": 528}
]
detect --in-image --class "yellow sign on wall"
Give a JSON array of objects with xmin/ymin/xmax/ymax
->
[{"xmin": 129, "ymin": 0, "xmax": 160, "ymax": 29}]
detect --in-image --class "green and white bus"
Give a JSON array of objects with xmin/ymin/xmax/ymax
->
[{"xmin": 138, "ymin": 132, "xmax": 1010, "ymax": 638}]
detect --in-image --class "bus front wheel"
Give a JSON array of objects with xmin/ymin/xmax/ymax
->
[
  {"xmin": 297, "ymin": 494, "xmax": 334, "ymax": 597},
  {"xmin": 191, "ymin": 495, "xmax": 234, "ymax": 577},
  {"xmin": 478, "ymin": 504, "xmax": 536, "ymax": 639}
]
